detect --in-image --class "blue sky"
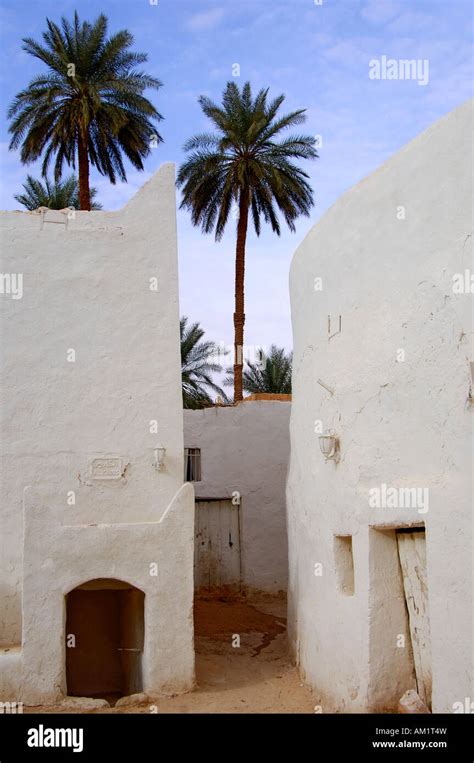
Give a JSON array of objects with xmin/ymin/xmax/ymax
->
[{"xmin": 0, "ymin": 0, "xmax": 472, "ymax": 356}]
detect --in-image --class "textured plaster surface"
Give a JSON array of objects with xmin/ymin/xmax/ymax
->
[
  {"xmin": 287, "ymin": 100, "xmax": 473, "ymax": 712},
  {"xmin": 184, "ymin": 401, "xmax": 290, "ymax": 592},
  {"xmin": 0, "ymin": 164, "xmax": 195, "ymax": 702}
]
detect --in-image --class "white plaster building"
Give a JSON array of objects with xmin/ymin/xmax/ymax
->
[
  {"xmin": 287, "ymin": 100, "xmax": 473, "ymax": 712},
  {"xmin": 0, "ymin": 164, "xmax": 195, "ymax": 705},
  {"xmin": 184, "ymin": 396, "xmax": 290, "ymax": 594}
]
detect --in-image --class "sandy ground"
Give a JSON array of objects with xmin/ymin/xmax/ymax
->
[{"xmin": 25, "ymin": 593, "xmax": 316, "ymax": 714}]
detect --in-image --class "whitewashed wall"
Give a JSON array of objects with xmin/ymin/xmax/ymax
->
[
  {"xmin": 288, "ymin": 100, "xmax": 473, "ymax": 712},
  {"xmin": 184, "ymin": 399, "xmax": 290, "ymax": 593},
  {"xmin": 0, "ymin": 164, "xmax": 195, "ymax": 702}
]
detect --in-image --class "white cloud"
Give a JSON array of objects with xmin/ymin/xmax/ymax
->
[
  {"xmin": 323, "ymin": 40, "xmax": 373, "ymax": 66},
  {"xmin": 186, "ymin": 8, "xmax": 224, "ymax": 32},
  {"xmin": 312, "ymin": 32, "xmax": 335, "ymax": 48},
  {"xmin": 361, "ymin": 0, "xmax": 400, "ymax": 24},
  {"xmin": 387, "ymin": 10, "xmax": 441, "ymax": 36}
]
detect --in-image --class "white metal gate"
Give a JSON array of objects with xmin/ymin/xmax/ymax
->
[{"xmin": 194, "ymin": 499, "xmax": 241, "ymax": 592}]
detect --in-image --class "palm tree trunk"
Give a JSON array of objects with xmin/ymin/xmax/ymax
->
[
  {"xmin": 77, "ymin": 132, "xmax": 91, "ymax": 211},
  {"xmin": 233, "ymin": 190, "xmax": 249, "ymax": 402}
]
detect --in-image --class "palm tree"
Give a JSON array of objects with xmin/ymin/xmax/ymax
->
[
  {"xmin": 8, "ymin": 11, "xmax": 162, "ymax": 211},
  {"xmin": 181, "ymin": 316, "xmax": 228, "ymax": 409},
  {"xmin": 14, "ymin": 174, "xmax": 102, "ymax": 210},
  {"xmin": 177, "ymin": 81, "xmax": 317, "ymax": 402},
  {"xmin": 225, "ymin": 345, "xmax": 292, "ymax": 395}
]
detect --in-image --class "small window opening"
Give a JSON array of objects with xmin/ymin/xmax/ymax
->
[
  {"xmin": 184, "ymin": 448, "xmax": 201, "ymax": 481},
  {"xmin": 334, "ymin": 535, "xmax": 355, "ymax": 595}
]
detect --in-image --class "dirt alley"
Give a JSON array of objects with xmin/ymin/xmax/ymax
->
[{"xmin": 26, "ymin": 593, "xmax": 316, "ymax": 714}]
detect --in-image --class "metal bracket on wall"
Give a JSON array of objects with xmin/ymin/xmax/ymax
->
[
  {"xmin": 317, "ymin": 378, "xmax": 335, "ymax": 396},
  {"xmin": 35, "ymin": 207, "xmax": 74, "ymax": 230},
  {"xmin": 328, "ymin": 314, "xmax": 342, "ymax": 341}
]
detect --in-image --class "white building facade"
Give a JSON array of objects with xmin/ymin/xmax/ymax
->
[
  {"xmin": 287, "ymin": 101, "xmax": 473, "ymax": 712},
  {"xmin": 184, "ymin": 397, "xmax": 290, "ymax": 595},
  {"xmin": 0, "ymin": 164, "xmax": 195, "ymax": 705}
]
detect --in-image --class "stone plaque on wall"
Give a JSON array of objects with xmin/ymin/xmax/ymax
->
[{"xmin": 90, "ymin": 457, "xmax": 124, "ymax": 480}]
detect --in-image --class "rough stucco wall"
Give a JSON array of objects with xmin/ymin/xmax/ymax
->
[
  {"xmin": 0, "ymin": 164, "xmax": 195, "ymax": 701},
  {"xmin": 184, "ymin": 401, "xmax": 290, "ymax": 592},
  {"xmin": 14, "ymin": 482, "xmax": 194, "ymax": 704},
  {"xmin": 287, "ymin": 100, "xmax": 473, "ymax": 713}
]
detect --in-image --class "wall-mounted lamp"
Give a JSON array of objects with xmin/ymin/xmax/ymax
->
[
  {"xmin": 319, "ymin": 430, "xmax": 340, "ymax": 463},
  {"xmin": 153, "ymin": 444, "xmax": 166, "ymax": 471}
]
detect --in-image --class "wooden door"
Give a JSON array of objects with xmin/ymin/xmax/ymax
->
[
  {"xmin": 194, "ymin": 499, "xmax": 241, "ymax": 592},
  {"xmin": 397, "ymin": 529, "xmax": 432, "ymax": 708}
]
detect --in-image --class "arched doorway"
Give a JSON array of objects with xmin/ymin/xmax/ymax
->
[{"xmin": 65, "ymin": 579, "xmax": 144, "ymax": 703}]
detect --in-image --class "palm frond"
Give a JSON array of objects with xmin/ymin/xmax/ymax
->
[
  {"xmin": 14, "ymin": 173, "xmax": 102, "ymax": 210},
  {"xmin": 8, "ymin": 11, "xmax": 163, "ymax": 206},
  {"xmin": 180, "ymin": 316, "xmax": 229, "ymax": 408},
  {"xmin": 224, "ymin": 345, "xmax": 292, "ymax": 394},
  {"xmin": 177, "ymin": 80, "xmax": 317, "ymax": 242}
]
